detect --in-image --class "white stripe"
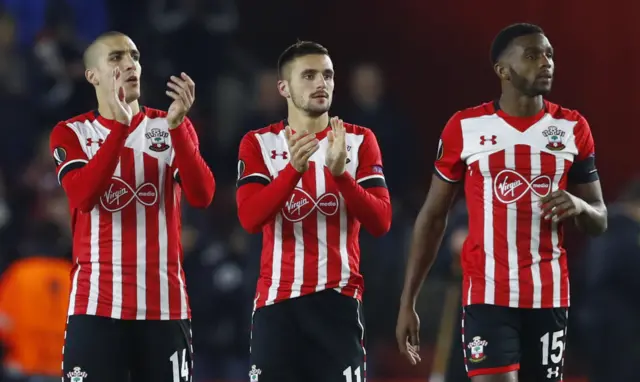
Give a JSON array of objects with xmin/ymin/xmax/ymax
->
[
  {"xmin": 316, "ymin": 164, "xmax": 328, "ymax": 291},
  {"xmin": 87, "ymin": 207, "xmax": 101, "ymax": 315},
  {"xmin": 158, "ymin": 158, "xmax": 171, "ymax": 319},
  {"xmin": 466, "ymin": 279, "xmax": 472, "ymax": 305},
  {"xmin": 254, "ymin": 134, "xmax": 278, "ymax": 177},
  {"xmin": 505, "ymin": 146, "xmax": 520, "ymax": 307},
  {"xmin": 356, "ymin": 174, "xmax": 384, "ymax": 183},
  {"xmin": 266, "ymin": 215, "xmax": 283, "ymax": 305},
  {"xmin": 529, "ymin": 149, "xmax": 543, "ymax": 308},
  {"xmin": 57, "ymin": 159, "xmax": 88, "ymax": 184},
  {"xmin": 66, "ymin": 261, "xmax": 81, "ymax": 315},
  {"xmin": 241, "ymin": 173, "xmax": 271, "ymax": 182},
  {"xmin": 434, "ymin": 167, "xmax": 461, "ymax": 183},
  {"xmin": 355, "ymin": 300, "xmax": 367, "ymax": 382},
  {"xmin": 461, "ymin": 307, "xmax": 468, "ymax": 373},
  {"xmin": 551, "ymin": 157, "xmax": 564, "ymax": 306},
  {"xmin": 111, "ymin": 163, "xmax": 123, "ymax": 319},
  {"xmin": 337, "ymin": 195, "xmax": 350, "ymax": 289},
  {"xmin": 290, "ymin": 179, "xmax": 305, "ymax": 298},
  {"xmin": 135, "ymin": 153, "xmax": 147, "ymax": 319},
  {"xmin": 478, "ymin": 156, "xmax": 494, "ymax": 304},
  {"xmin": 177, "ymin": 258, "xmax": 187, "ymax": 319}
]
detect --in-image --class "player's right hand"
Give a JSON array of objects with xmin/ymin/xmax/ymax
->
[
  {"xmin": 396, "ymin": 303, "xmax": 422, "ymax": 365},
  {"xmin": 284, "ymin": 126, "xmax": 319, "ymax": 173},
  {"xmin": 107, "ymin": 67, "xmax": 133, "ymax": 125}
]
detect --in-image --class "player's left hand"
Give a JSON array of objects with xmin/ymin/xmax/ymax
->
[
  {"xmin": 539, "ymin": 190, "xmax": 586, "ymax": 222},
  {"xmin": 325, "ymin": 116, "xmax": 348, "ymax": 176},
  {"xmin": 166, "ymin": 72, "xmax": 195, "ymax": 129}
]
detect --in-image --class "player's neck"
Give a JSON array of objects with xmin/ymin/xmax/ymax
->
[
  {"xmin": 498, "ymin": 91, "xmax": 544, "ymax": 117},
  {"xmin": 287, "ymin": 110, "xmax": 329, "ymax": 134},
  {"xmin": 97, "ymin": 100, "xmax": 140, "ymax": 123}
]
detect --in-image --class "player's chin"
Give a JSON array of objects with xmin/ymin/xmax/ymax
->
[
  {"xmin": 533, "ymin": 80, "xmax": 552, "ymax": 95},
  {"xmin": 307, "ymin": 100, "xmax": 331, "ymax": 115},
  {"xmin": 125, "ymin": 89, "xmax": 141, "ymax": 103}
]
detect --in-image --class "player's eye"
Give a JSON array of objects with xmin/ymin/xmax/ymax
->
[
  {"xmin": 323, "ymin": 74, "xmax": 333, "ymax": 80},
  {"xmin": 303, "ymin": 74, "xmax": 314, "ymax": 80},
  {"xmin": 546, "ymin": 52, "xmax": 553, "ymax": 59}
]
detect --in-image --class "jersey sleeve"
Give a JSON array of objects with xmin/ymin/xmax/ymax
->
[
  {"xmin": 355, "ymin": 129, "xmax": 387, "ymax": 189},
  {"xmin": 170, "ymin": 117, "xmax": 198, "ymax": 184},
  {"xmin": 236, "ymin": 132, "xmax": 271, "ymax": 187},
  {"xmin": 567, "ymin": 116, "xmax": 599, "ymax": 184},
  {"xmin": 49, "ymin": 122, "xmax": 89, "ymax": 185},
  {"xmin": 434, "ymin": 112, "xmax": 465, "ymax": 183}
]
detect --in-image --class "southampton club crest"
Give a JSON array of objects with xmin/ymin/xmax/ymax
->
[
  {"xmin": 542, "ymin": 125, "xmax": 566, "ymax": 151},
  {"xmin": 467, "ymin": 336, "xmax": 488, "ymax": 363},
  {"xmin": 145, "ymin": 128, "xmax": 170, "ymax": 152},
  {"xmin": 66, "ymin": 366, "xmax": 88, "ymax": 382}
]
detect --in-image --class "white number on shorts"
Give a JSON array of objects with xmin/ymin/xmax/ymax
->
[
  {"xmin": 169, "ymin": 349, "xmax": 190, "ymax": 382},
  {"xmin": 540, "ymin": 330, "xmax": 565, "ymax": 366},
  {"xmin": 342, "ymin": 365, "xmax": 362, "ymax": 382}
]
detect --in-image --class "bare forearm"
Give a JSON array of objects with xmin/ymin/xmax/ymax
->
[
  {"xmin": 575, "ymin": 200, "xmax": 607, "ymax": 235},
  {"xmin": 400, "ymin": 212, "xmax": 448, "ymax": 305}
]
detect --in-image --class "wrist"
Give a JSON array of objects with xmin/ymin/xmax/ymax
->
[
  {"xmin": 168, "ymin": 118, "xmax": 185, "ymax": 130},
  {"xmin": 577, "ymin": 198, "xmax": 592, "ymax": 216},
  {"xmin": 331, "ymin": 168, "xmax": 346, "ymax": 177},
  {"xmin": 400, "ymin": 292, "xmax": 417, "ymax": 308}
]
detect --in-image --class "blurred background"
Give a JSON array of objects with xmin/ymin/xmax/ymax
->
[{"xmin": 0, "ymin": 0, "xmax": 638, "ymax": 381}]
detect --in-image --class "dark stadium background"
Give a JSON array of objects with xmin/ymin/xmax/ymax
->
[{"xmin": 0, "ymin": 0, "xmax": 635, "ymax": 381}]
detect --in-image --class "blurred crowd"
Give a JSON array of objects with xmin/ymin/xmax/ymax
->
[{"xmin": 0, "ymin": 1, "xmax": 636, "ymax": 382}]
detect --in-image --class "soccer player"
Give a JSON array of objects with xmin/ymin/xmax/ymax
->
[
  {"xmin": 236, "ymin": 41, "xmax": 392, "ymax": 382},
  {"xmin": 49, "ymin": 31, "xmax": 215, "ymax": 382},
  {"xmin": 396, "ymin": 23, "xmax": 607, "ymax": 382}
]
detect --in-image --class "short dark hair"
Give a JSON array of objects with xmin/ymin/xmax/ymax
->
[
  {"xmin": 490, "ymin": 23, "xmax": 545, "ymax": 64},
  {"xmin": 277, "ymin": 40, "xmax": 329, "ymax": 79},
  {"xmin": 83, "ymin": 31, "xmax": 128, "ymax": 69}
]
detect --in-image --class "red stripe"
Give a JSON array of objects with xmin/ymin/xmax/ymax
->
[
  {"xmin": 490, "ymin": 150, "xmax": 509, "ymax": 306},
  {"xmin": 301, "ymin": 163, "xmax": 318, "ymax": 296},
  {"xmin": 345, "ymin": 212, "xmax": 359, "ymax": 294},
  {"xmin": 539, "ymin": 152, "xmax": 556, "ymax": 307},
  {"xmin": 464, "ymin": 161, "xmax": 485, "ymax": 305},
  {"xmin": 559, "ymin": 159, "xmax": 571, "ymax": 306},
  {"xmin": 516, "ymin": 145, "xmax": 533, "ymax": 308},
  {"xmin": 166, "ymin": 169, "xmax": 182, "ymax": 319},
  {"xmin": 144, "ymin": 153, "xmax": 161, "ymax": 320},
  {"xmin": 119, "ymin": 148, "xmax": 138, "ymax": 319},
  {"xmin": 468, "ymin": 364, "xmax": 520, "ymax": 377},
  {"xmin": 277, "ymin": 218, "xmax": 295, "ymax": 301},
  {"xmin": 73, "ymin": 218, "xmax": 91, "ymax": 314},
  {"xmin": 95, "ymin": 208, "xmax": 112, "ymax": 317},
  {"xmin": 256, "ymin": 221, "xmax": 274, "ymax": 308},
  {"xmin": 325, "ymin": 167, "xmax": 342, "ymax": 290}
]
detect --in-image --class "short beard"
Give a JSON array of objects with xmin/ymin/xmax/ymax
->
[
  {"xmin": 291, "ymin": 91, "xmax": 330, "ymax": 117},
  {"xmin": 508, "ymin": 67, "xmax": 550, "ymax": 97}
]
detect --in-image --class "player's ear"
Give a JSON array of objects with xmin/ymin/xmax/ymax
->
[
  {"xmin": 85, "ymin": 69, "xmax": 99, "ymax": 86},
  {"xmin": 494, "ymin": 62, "xmax": 510, "ymax": 81},
  {"xmin": 277, "ymin": 80, "xmax": 290, "ymax": 98}
]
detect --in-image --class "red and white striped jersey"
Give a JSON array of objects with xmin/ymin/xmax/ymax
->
[
  {"xmin": 237, "ymin": 121, "xmax": 388, "ymax": 309},
  {"xmin": 50, "ymin": 108, "xmax": 194, "ymax": 320},
  {"xmin": 435, "ymin": 101, "xmax": 598, "ymax": 309}
]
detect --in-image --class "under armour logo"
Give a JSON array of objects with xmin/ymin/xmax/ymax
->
[
  {"xmin": 480, "ymin": 135, "xmax": 497, "ymax": 145},
  {"xmin": 86, "ymin": 138, "xmax": 104, "ymax": 147},
  {"xmin": 546, "ymin": 367, "xmax": 559, "ymax": 379},
  {"xmin": 271, "ymin": 150, "xmax": 288, "ymax": 159}
]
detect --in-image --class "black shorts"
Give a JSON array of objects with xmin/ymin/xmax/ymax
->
[
  {"xmin": 250, "ymin": 289, "xmax": 366, "ymax": 382},
  {"xmin": 462, "ymin": 304, "xmax": 569, "ymax": 381},
  {"xmin": 62, "ymin": 315, "xmax": 193, "ymax": 382}
]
